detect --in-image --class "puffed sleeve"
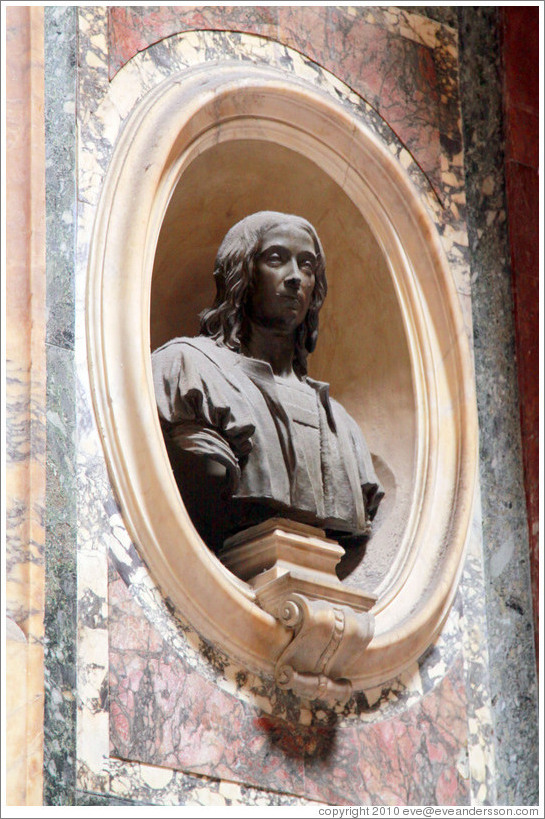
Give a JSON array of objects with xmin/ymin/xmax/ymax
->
[
  {"xmin": 345, "ymin": 412, "xmax": 384, "ymax": 521},
  {"xmin": 151, "ymin": 339, "xmax": 255, "ymax": 491}
]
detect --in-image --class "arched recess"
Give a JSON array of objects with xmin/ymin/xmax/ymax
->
[
  {"xmin": 87, "ymin": 63, "xmax": 478, "ymax": 689},
  {"xmin": 151, "ymin": 138, "xmax": 414, "ymax": 592}
]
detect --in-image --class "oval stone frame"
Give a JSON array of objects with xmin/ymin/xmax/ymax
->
[{"xmin": 87, "ymin": 64, "xmax": 478, "ymax": 690}]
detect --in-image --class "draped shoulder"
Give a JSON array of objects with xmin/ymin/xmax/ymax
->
[{"xmin": 151, "ymin": 337, "xmax": 255, "ymax": 461}]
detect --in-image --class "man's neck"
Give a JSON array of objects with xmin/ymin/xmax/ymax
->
[{"xmin": 243, "ymin": 322, "xmax": 298, "ymax": 380}]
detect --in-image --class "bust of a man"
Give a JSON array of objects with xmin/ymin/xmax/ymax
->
[{"xmin": 152, "ymin": 211, "xmax": 383, "ymax": 552}]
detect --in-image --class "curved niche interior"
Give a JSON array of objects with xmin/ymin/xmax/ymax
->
[
  {"xmin": 151, "ymin": 138, "xmax": 414, "ymax": 593},
  {"xmin": 87, "ymin": 64, "xmax": 478, "ymax": 691}
]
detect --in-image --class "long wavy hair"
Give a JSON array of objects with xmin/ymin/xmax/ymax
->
[{"xmin": 199, "ymin": 211, "xmax": 327, "ymax": 377}]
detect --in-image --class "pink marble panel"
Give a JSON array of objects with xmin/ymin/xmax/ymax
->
[
  {"xmin": 301, "ymin": 663, "xmax": 468, "ymax": 805},
  {"xmin": 109, "ymin": 568, "xmax": 469, "ymax": 805},
  {"xmin": 107, "ymin": 6, "xmax": 456, "ymax": 189},
  {"xmin": 109, "ymin": 570, "xmax": 305, "ymax": 792}
]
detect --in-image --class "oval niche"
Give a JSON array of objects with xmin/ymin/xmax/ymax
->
[
  {"xmin": 87, "ymin": 63, "xmax": 478, "ymax": 690},
  {"xmin": 151, "ymin": 138, "xmax": 413, "ymax": 593}
]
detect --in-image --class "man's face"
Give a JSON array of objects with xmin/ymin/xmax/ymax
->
[{"xmin": 248, "ymin": 223, "xmax": 317, "ymax": 333}]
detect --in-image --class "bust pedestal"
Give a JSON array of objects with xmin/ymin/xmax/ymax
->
[{"xmin": 221, "ymin": 519, "xmax": 377, "ymax": 704}]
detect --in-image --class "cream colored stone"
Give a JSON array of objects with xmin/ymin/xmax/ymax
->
[
  {"xmin": 6, "ymin": 625, "xmax": 28, "ymax": 807},
  {"xmin": 140, "ymin": 764, "xmax": 174, "ymax": 790},
  {"xmin": 90, "ymin": 31, "xmax": 107, "ymax": 53},
  {"xmin": 456, "ymin": 747, "xmax": 470, "ymax": 780},
  {"xmin": 218, "ymin": 781, "xmax": 243, "ymax": 801},
  {"xmin": 398, "ymin": 663, "xmax": 423, "ymax": 696},
  {"xmin": 361, "ymin": 684, "xmax": 383, "ymax": 708},
  {"xmin": 78, "ymin": 630, "xmax": 108, "ymax": 680},
  {"xmin": 399, "ymin": 148, "xmax": 413, "ymax": 168},
  {"xmin": 443, "ymin": 227, "xmax": 469, "ymax": 247},
  {"xmin": 475, "ymin": 705, "xmax": 492, "ymax": 723},
  {"xmin": 452, "ymin": 151, "xmax": 465, "ymax": 167},
  {"xmin": 481, "ymin": 174, "xmax": 496, "ymax": 196},
  {"xmin": 85, "ymin": 49, "xmax": 104, "ymax": 69},
  {"xmin": 86, "ymin": 62, "xmax": 477, "ymax": 691},
  {"xmin": 469, "ymin": 743, "xmax": 487, "ymax": 783},
  {"xmin": 442, "ymin": 171, "xmax": 460, "ymax": 187},
  {"xmin": 77, "ymin": 708, "xmax": 109, "ymax": 776},
  {"xmin": 403, "ymin": 10, "xmax": 443, "ymax": 47},
  {"xmin": 477, "ymin": 784, "xmax": 488, "ymax": 804},
  {"xmin": 224, "ymin": 519, "xmax": 355, "ymax": 592},
  {"xmin": 196, "ymin": 788, "xmax": 225, "ymax": 806},
  {"xmin": 299, "ymin": 707, "xmax": 313, "ymax": 726}
]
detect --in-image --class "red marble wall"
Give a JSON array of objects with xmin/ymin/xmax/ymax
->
[
  {"xmin": 500, "ymin": 7, "xmax": 539, "ymax": 666},
  {"xmin": 107, "ymin": 5, "xmax": 460, "ymax": 196}
]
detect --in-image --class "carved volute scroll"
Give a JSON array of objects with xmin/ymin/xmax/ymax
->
[{"xmin": 221, "ymin": 519, "xmax": 376, "ymax": 705}]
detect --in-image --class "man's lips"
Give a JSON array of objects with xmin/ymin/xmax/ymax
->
[{"xmin": 281, "ymin": 293, "xmax": 302, "ymax": 305}]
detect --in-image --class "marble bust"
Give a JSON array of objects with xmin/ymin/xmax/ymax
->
[{"xmin": 152, "ymin": 211, "xmax": 383, "ymax": 552}]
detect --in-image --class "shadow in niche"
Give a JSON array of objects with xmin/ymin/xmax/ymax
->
[
  {"xmin": 163, "ymin": 443, "xmax": 232, "ymax": 553},
  {"xmin": 166, "ymin": 439, "xmax": 387, "ymax": 566},
  {"xmin": 255, "ymin": 713, "xmax": 338, "ymax": 760},
  {"xmin": 336, "ymin": 454, "xmax": 396, "ymax": 581},
  {"xmin": 165, "ymin": 442, "xmax": 336, "ymax": 556},
  {"xmin": 335, "ymin": 535, "xmax": 369, "ymax": 581}
]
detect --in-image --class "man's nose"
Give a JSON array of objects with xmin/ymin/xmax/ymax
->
[{"xmin": 285, "ymin": 260, "xmax": 302, "ymax": 288}]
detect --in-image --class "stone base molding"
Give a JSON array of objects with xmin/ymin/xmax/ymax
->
[{"xmin": 222, "ymin": 520, "xmax": 376, "ymax": 704}]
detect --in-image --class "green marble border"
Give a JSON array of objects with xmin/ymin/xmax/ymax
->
[
  {"xmin": 458, "ymin": 6, "xmax": 538, "ymax": 806},
  {"xmin": 43, "ymin": 5, "xmax": 78, "ymax": 806}
]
